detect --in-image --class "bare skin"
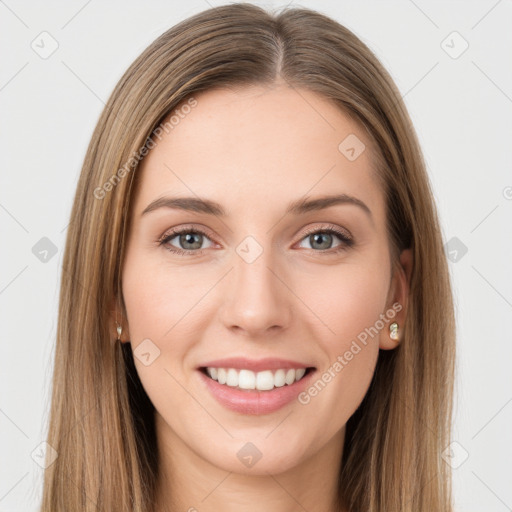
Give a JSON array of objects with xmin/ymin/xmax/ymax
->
[{"xmin": 113, "ymin": 82, "xmax": 412, "ymax": 512}]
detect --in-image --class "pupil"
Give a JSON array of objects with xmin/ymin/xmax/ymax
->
[
  {"xmin": 312, "ymin": 233, "xmax": 331, "ymax": 250},
  {"xmin": 181, "ymin": 232, "xmax": 202, "ymax": 249}
]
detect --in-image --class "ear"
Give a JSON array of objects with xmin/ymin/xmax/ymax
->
[
  {"xmin": 379, "ymin": 248, "xmax": 413, "ymax": 350},
  {"xmin": 109, "ymin": 296, "xmax": 131, "ymax": 343}
]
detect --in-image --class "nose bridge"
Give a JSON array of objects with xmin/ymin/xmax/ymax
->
[{"xmin": 219, "ymin": 234, "xmax": 291, "ymax": 334}]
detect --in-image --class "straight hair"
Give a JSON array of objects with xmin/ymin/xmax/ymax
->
[{"xmin": 40, "ymin": 3, "xmax": 456, "ymax": 511}]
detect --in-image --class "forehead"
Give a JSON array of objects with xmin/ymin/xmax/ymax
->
[{"xmin": 132, "ymin": 84, "xmax": 385, "ymax": 222}]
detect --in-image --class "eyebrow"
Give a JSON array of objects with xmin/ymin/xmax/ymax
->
[{"xmin": 141, "ymin": 193, "xmax": 373, "ymax": 220}]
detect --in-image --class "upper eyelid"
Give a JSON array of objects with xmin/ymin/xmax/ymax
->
[
  {"xmin": 301, "ymin": 223, "xmax": 352, "ymax": 238},
  {"xmin": 159, "ymin": 224, "xmax": 216, "ymax": 243}
]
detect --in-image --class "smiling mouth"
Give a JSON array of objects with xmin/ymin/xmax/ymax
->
[{"xmin": 199, "ymin": 366, "xmax": 316, "ymax": 392}]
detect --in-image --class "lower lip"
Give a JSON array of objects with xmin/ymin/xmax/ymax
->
[{"xmin": 197, "ymin": 368, "xmax": 316, "ymax": 415}]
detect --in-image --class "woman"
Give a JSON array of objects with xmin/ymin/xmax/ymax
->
[{"xmin": 40, "ymin": 3, "xmax": 456, "ymax": 511}]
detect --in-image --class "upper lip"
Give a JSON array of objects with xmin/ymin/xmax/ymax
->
[{"xmin": 199, "ymin": 357, "xmax": 315, "ymax": 372}]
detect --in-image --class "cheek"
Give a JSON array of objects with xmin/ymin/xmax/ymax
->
[
  {"xmin": 122, "ymin": 251, "xmax": 208, "ymax": 343},
  {"xmin": 303, "ymin": 262, "xmax": 390, "ymax": 347},
  {"xmin": 121, "ymin": 254, "xmax": 200, "ymax": 415},
  {"xmin": 121, "ymin": 251, "xmax": 220, "ymax": 405},
  {"xmin": 298, "ymin": 264, "xmax": 388, "ymax": 406}
]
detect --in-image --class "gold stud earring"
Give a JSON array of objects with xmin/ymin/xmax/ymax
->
[{"xmin": 389, "ymin": 322, "xmax": 399, "ymax": 341}]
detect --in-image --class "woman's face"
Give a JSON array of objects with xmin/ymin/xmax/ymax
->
[{"xmin": 119, "ymin": 83, "xmax": 409, "ymax": 476}]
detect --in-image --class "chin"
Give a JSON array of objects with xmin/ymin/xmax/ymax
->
[{"xmin": 201, "ymin": 435, "xmax": 311, "ymax": 476}]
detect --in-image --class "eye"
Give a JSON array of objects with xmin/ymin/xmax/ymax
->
[
  {"xmin": 158, "ymin": 226, "xmax": 215, "ymax": 255},
  {"xmin": 296, "ymin": 224, "xmax": 354, "ymax": 253},
  {"xmin": 158, "ymin": 223, "xmax": 354, "ymax": 256}
]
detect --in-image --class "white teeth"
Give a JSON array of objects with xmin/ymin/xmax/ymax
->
[
  {"xmin": 256, "ymin": 370, "xmax": 274, "ymax": 391},
  {"xmin": 285, "ymin": 369, "xmax": 295, "ymax": 385},
  {"xmin": 238, "ymin": 369, "xmax": 256, "ymax": 390},
  {"xmin": 217, "ymin": 368, "xmax": 227, "ymax": 384},
  {"xmin": 204, "ymin": 367, "xmax": 309, "ymax": 391},
  {"xmin": 273, "ymin": 369, "xmax": 286, "ymax": 387},
  {"xmin": 295, "ymin": 368, "xmax": 306, "ymax": 381},
  {"xmin": 226, "ymin": 368, "xmax": 238, "ymax": 387}
]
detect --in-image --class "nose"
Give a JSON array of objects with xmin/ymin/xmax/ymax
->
[{"xmin": 218, "ymin": 244, "xmax": 292, "ymax": 338}]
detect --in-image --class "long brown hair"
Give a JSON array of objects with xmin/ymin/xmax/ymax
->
[{"xmin": 40, "ymin": 3, "xmax": 456, "ymax": 511}]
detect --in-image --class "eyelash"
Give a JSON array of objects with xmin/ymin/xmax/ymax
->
[{"xmin": 158, "ymin": 224, "xmax": 354, "ymax": 257}]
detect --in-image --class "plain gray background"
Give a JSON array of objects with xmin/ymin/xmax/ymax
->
[{"xmin": 1, "ymin": 1, "xmax": 511, "ymax": 510}]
